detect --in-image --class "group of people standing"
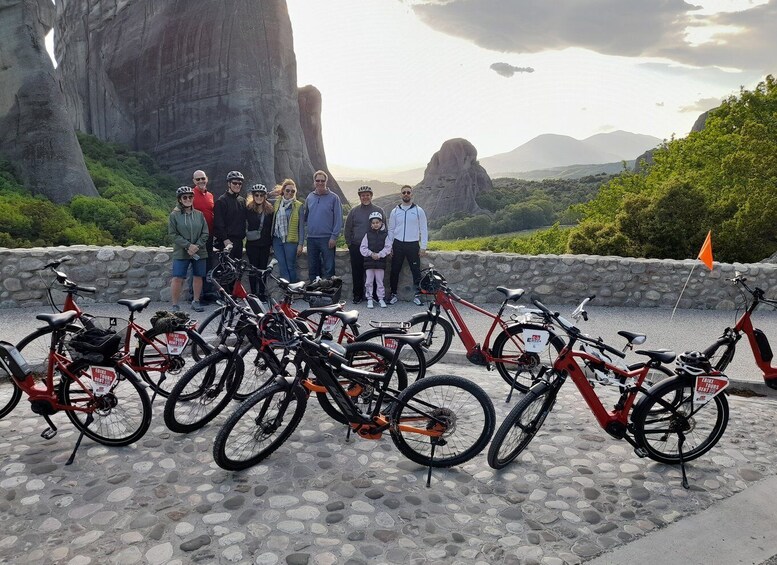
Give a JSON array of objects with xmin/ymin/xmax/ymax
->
[{"xmin": 167, "ymin": 169, "xmax": 428, "ymax": 312}]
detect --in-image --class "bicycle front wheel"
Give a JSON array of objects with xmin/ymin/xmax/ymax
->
[
  {"xmin": 404, "ymin": 314, "xmax": 453, "ymax": 368},
  {"xmin": 389, "ymin": 374, "xmax": 495, "ymax": 468},
  {"xmin": 213, "ymin": 382, "xmax": 308, "ymax": 471},
  {"xmin": 0, "ymin": 374, "xmax": 22, "ymax": 419},
  {"xmin": 192, "ymin": 306, "xmax": 228, "ymax": 361},
  {"xmin": 702, "ymin": 337, "xmax": 736, "ymax": 372},
  {"xmin": 61, "ymin": 365, "xmax": 152, "ymax": 446},
  {"xmin": 631, "ymin": 377, "xmax": 729, "ymax": 464},
  {"xmin": 492, "ymin": 324, "xmax": 564, "ymax": 392},
  {"xmin": 163, "ymin": 351, "xmax": 244, "ymax": 433},
  {"xmin": 487, "ymin": 381, "xmax": 557, "ymax": 469},
  {"xmin": 232, "ymin": 344, "xmax": 286, "ymax": 401},
  {"xmin": 354, "ymin": 328, "xmax": 428, "ymax": 378},
  {"xmin": 315, "ymin": 341, "xmax": 408, "ymax": 425}
]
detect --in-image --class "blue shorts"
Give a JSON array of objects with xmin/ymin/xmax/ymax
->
[{"xmin": 172, "ymin": 258, "xmax": 206, "ymax": 278}]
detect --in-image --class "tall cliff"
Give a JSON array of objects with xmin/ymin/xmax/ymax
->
[
  {"xmin": 55, "ymin": 0, "xmax": 344, "ymax": 200},
  {"xmin": 0, "ymin": 0, "xmax": 97, "ymax": 203},
  {"xmin": 412, "ymin": 138, "xmax": 492, "ymax": 218}
]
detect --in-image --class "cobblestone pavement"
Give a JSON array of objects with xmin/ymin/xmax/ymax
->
[{"xmin": 1, "ymin": 361, "xmax": 776, "ymax": 565}]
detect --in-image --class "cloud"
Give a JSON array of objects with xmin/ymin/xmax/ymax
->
[
  {"xmin": 679, "ymin": 97, "xmax": 724, "ymax": 113},
  {"xmin": 410, "ymin": 0, "xmax": 775, "ymax": 72},
  {"xmin": 655, "ymin": 102, "xmax": 665, "ymax": 107},
  {"xmin": 490, "ymin": 62, "xmax": 534, "ymax": 77}
]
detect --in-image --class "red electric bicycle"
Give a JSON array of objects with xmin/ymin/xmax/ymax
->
[{"xmin": 703, "ymin": 272, "xmax": 777, "ymax": 390}]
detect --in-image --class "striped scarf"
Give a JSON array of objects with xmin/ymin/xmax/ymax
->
[{"xmin": 274, "ymin": 197, "xmax": 293, "ymax": 240}]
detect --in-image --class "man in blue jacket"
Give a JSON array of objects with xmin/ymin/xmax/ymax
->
[{"xmin": 303, "ymin": 170, "xmax": 343, "ymax": 280}]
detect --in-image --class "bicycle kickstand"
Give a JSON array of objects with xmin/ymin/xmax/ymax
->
[
  {"xmin": 677, "ymin": 432, "xmax": 690, "ymax": 490},
  {"xmin": 426, "ymin": 441, "xmax": 437, "ymax": 488},
  {"xmin": 150, "ymin": 375, "xmax": 167, "ymax": 403},
  {"xmin": 66, "ymin": 413, "xmax": 94, "ymax": 466}
]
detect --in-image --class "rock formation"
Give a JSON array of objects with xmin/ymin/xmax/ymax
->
[
  {"xmin": 298, "ymin": 85, "xmax": 340, "ymax": 193},
  {"xmin": 55, "ymin": 0, "xmax": 344, "ymax": 201},
  {"xmin": 410, "ymin": 138, "xmax": 492, "ymax": 218},
  {"xmin": 0, "ymin": 0, "xmax": 97, "ymax": 204}
]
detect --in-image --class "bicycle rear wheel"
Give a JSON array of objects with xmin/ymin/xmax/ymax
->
[
  {"xmin": 403, "ymin": 314, "xmax": 454, "ymax": 368},
  {"xmin": 192, "ymin": 306, "xmax": 229, "ymax": 361},
  {"xmin": 389, "ymin": 374, "xmax": 495, "ymax": 468},
  {"xmin": 233, "ymin": 344, "xmax": 286, "ymax": 401},
  {"xmin": 135, "ymin": 327, "xmax": 207, "ymax": 398},
  {"xmin": 16, "ymin": 324, "xmax": 82, "ymax": 373},
  {"xmin": 702, "ymin": 337, "xmax": 735, "ymax": 372},
  {"xmin": 60, "ymin": 365, "xmax": 152, "ymax": 446},
  {"xmin": 163, "ymin": 351, "xmax": 244, "ymax": 433},
  {"xmin": 213, "ymin": 382, "xmax": 308, "ymax": 471},
  {"xmin": 631, "ymin": 377, "xmax": 729, "ymax": 464},
  {"xmin": 487, "ymin": 381, "xmax": 557, "ymax": 469},
  {"xmin": 492, "ymin": 324, "xmax": 564, "ymax": 392},
  {"xmin": 315, "ymin": 341, "xmax": 408, "ymax": 425}
]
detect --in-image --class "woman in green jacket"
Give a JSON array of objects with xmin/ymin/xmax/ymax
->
[
  {"xmin": 168, "ymin": 186, "xmax": 209, "ymax": 312},
  {"xmin": 271, "ymin": 178, "xmax": 305, "ymax": 283}
]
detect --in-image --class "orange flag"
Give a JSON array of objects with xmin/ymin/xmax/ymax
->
[{"xmin": 698, "ymin": 230, "xmax": 713, "ymax": 270}]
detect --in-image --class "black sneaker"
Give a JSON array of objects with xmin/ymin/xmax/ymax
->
[{"xmin": 352, "ymin": 296, "xmax": 363, "ymax": 305}]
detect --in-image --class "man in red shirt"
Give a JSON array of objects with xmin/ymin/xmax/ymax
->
[{"xmin": 190, "ymin": 170, "xmax": 217, "ymax": 302}]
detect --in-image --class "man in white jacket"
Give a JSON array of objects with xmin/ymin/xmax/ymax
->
[{"xmin": 387, "ymin": 185, "xmax": 428, "ymax": 305}]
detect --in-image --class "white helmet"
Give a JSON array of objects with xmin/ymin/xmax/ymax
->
[{"xmin": 368, "ymin": 211, "xmax": 383, "ymax": 222}]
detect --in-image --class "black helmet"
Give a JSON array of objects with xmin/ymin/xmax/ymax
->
[
  {"xmin": 251, "ymin": 184, "xmax": 267, "ymax": 194},
  {"xmin": 418, "ymin": 271, "xmax": 446, "ymax": 294},
  {"xmin": 676, "ymin": 351, "xmax": 712, "ymax": 376},
  {"xmin": 176, "ymin": 186, "xmax": 195, "ymax": 198},
  {"xmin": 357, "ymin": 185, "xmax": 373, "ymax": 194},
  {"xmin": 226, "ymin": 171, "xmax": 244, "ymax": 182}
]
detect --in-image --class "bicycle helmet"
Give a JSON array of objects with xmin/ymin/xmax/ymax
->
[
  {"xmin": 176, "ymin": 186, "xmax": 195, "ymax": 198},
  {"xmin": 251, "ymin": 184, "xmax": 267, "ymax": 194},
  {"xmin": 368, "ymin": 211, "xmax": 383, "ymax": 222},
  {"xmin": 676, "ymin": 351, "xmax": 712, "ymax": 376},
  {"xmin": 418, "ymin": 270, "xmax": 446, "ymax": 294},
  {"xmin": 226, "ymin": 171, "xmax": 244, "ymax": 182},
  {"xmin": 357, "ymin": 185, "xmax": 373, "ymax": 194}
]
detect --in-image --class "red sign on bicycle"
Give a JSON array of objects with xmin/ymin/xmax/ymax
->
[
  {"xmin": 322, "ymin": 316, "xmax": 339, "ymax": 335},
  {"xmin": 166, "ymin": 332, "xmax": 189, "ymax": 355},
  {"xmin": 90, "ymin": 366, "xmax": 118, "ymax": 395},
  {"xmin": 522, "ymin": 329, "xmax": 550, "ymax": 353},
  {"xmin": 694, "ymin": 375, "xmax": 729, "ymax": 405}
]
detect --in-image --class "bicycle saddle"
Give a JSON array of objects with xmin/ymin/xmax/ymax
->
[
  {"xmin": 36, "ymin": 311, "xmax": 78, "ymax": 328},
  {"xmin": 618, "ymin": 330, "xmax": 647, "ymax": 345},
  {"xmin": 118, "ymin": 297, "xmax": 152, "ymax": 313},
  {"xmin": 298, "ymin": 303, "xmax": 342, "ymax": 318},
  {"xmin": 634, "ymin": 349, "xmax": 676, "ymax": 364},
  {"xmin": 383, "ymin": 332, "xmax": 426, "ymax": 346},
  {"xmin": 333, "ymin": 310, "xmax": 359, "ymax": 325},
  {"xmin": 496, "ymin": 287, "xmax": 525, "ymax": 301}
]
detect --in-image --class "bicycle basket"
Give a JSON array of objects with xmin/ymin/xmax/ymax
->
[
  {"xmin": 305, "ymin": 277, "xmax": 342, "ymax": 307},
  {"xmin": 150, "ymin": 310, "xmax": 192, "ymax": 332},
  {"xmin": 418, "ymin": 271, "xmax": 446, "ymax": 294},
  {"xmin": 66, "ymin": 327, "xmax": 122, "ymax": 363}
]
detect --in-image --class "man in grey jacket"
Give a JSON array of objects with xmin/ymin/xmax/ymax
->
[{"xmin": 343, "ymin": 185, "xmax": 385, "ymax": 304}]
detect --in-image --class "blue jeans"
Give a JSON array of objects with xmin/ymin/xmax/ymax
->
[
  {"xmin": 307, "ymin": 237, "xmax": 335, "ymax": 280},
  {"xmin": 273, "ymin": 237, "xmax": 299, "ymax": 283}
]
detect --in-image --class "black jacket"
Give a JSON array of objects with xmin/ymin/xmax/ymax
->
[
  {"xmin": 246, "ymin": 208, "xmax": 274, "ymax": 246},
  {"xmin": 214, "ymin": 191, "xmax": 247, "ymax": 242}
]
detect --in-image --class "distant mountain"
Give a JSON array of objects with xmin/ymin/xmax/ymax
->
[
  {"xmin": 479, "ymin": 131, "xmax": 661, "ymax": 176},
  {"xmin": 495, "ymin": 161, "xmax": 633, "ymax": 181},
  {"xmin": 338, "ymin": 179, "xmax": 403, "ymax": 203}
]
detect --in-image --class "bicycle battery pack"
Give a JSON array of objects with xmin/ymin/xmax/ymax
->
[
  {"xmin": 754, "ymin": 329, "xmax": 773, "ymax": 362},
  {"xmin": 0, "ymin": 341, "xmax": 31, "ymax": 379}
]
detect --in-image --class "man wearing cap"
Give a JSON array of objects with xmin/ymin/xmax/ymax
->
[{"xmin": 344, "ymin": 185, "xmax": 384, "ymax": 304}]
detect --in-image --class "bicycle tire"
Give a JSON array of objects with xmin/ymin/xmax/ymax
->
[
  {"xmin": 353, "ymin": 328, "xmax": 428, "ymax": 379},
  {"xmin": 626, "ymin": 362, "xmax": 674, "ymax": 388},
  {"xmin": 487, "ymin": 381, "xmax": 557, "ymax": 469},
  {"xmin": 163, "ymin": 351, "xmax": 245, "ymax": 433},
  {"xmin": 389, "ymin": 374, "xmax": 495, "ymax": 468},
  {"xmin": 0, "ymin": 375, "xmax": 22, "ymax": 419},
  {"xmin": 492, "ymin": 324, "xmax": 564, "ymax": 392},
  {"xmin": 192, "ymin": 305, "xmax": 229, "ymax": 361},
  {"xmin": 316, "ymin": 341, "xmax": 408, "ymax": 424},
  {"xmin": 631, "ymin": 376, "xmax": 729, "ymax": 464},
  {"xmin": 702, "ymin": 337, "xmax": 736, "ymax": 372},
  {"xmin": 16, "ymin": 324, "xmax": 82, "ymax": 373},
  {"xmin": 232, "ymin": 343, "xmax": 286, "ymax": 401},
  {"xmin": 404, "ymin": 313, "xmax": 454, "ymax": 368},
  {"xmin": 213, "ymin": 381, "xmax": 308, "ymax": 471},
  {"xmin": 134, "ymin": 326, "xmax": 209, "ymax": 398},
  {"xmin": 60, "ymin": 364, "xmax": 152, "ymax": 446}
]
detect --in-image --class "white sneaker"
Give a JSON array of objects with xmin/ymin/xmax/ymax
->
[
  {"xmin": 379, "ymin": 299, "xmax": 387, "ymax": 308},
  {"xmin": 389, "ymin": 294, "xmax": 398, "ymax": 305},
  {"xmin": 413, "ymin": 295, "xmax": 423, "ymax": 306},
  {"xmin": 367, "ymin": 299, "xmax": 374, "ymax": 309}
]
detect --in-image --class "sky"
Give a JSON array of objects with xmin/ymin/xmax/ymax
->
[{"xmin": 285, "ymin": 0, "xmax": 774, "ymax": 175}]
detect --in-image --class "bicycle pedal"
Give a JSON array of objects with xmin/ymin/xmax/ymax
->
[
  {"xmin": 41, "ymin": 428, "xmax": 57, "ymax": 440},
  {"xmin": 633, "ymin": 447, "xmax": 648, "ymax": 458}
]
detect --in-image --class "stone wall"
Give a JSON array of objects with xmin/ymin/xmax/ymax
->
[{"xmin": 1, "ymin": 246, "xmax": 774, "ymax": 309}]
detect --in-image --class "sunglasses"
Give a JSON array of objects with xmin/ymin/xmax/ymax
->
[
  {"xmin": 401, "ymin": 191, "xmax": 412, "ymax": 195},
  {"xmin": 180, "ymin": 195, "xmax": 194, "ymax": 200},
  {"xmin": 284, "ymin": 188, "xmax": 295, "ymax": 193},
  {"xmin": 315, "ymin": 179, "xmax": 326, "ymax": 183},
  {"xmin": 194, "ymin": 177, "xmax": 206, "ymax": 181},
  {"xmin": 230, "ymin": 181, "xmax": 243, "ymax": 186},
  {"xmin": 253, "ymin": 192, "xmax": 266, "ymax": 196}
]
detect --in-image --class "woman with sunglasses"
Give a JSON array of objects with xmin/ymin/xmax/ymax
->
[
  {"xmin": 271, "ymin": 178, "xmax": 305, "ymax": 283},
  {"xmin": 168, "ymin": 186, "xmax": 209, "ymax": 312},
  {"xmin": 245, "ymin": 184, "xmax": 274, "ymax": 299}
]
